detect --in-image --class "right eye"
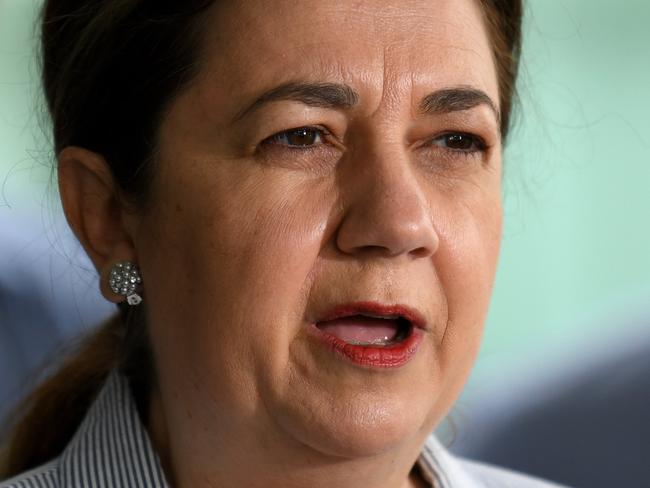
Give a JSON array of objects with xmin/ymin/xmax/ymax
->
[{"xmin": 264, "ymin": 127, "xmax": 327, "ymax": 148}]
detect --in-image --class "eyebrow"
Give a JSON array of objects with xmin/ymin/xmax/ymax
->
[
  {"xmin": 233, "ymin": 81, "xmax": 359, "ymax": 122},
  {"xmin": 419, "ymin": 86, "xmax": 500, "ymax": 126},
  {"xmin": 233, "ymin": 81, "xmax": 499, "ymax": 125}
]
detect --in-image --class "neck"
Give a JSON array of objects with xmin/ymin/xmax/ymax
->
[{"xmin": 147, "ymin": 388, "xmax": 431, "ymax": 488}]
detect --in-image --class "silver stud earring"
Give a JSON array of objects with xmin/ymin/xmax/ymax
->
[{"xmin": 108, "ymin": 261, "xmax": 143, "ymax": 306}]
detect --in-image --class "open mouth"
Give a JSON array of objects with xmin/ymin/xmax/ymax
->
[
  {"xmin": 310, "ymin": 301, "xmax": 425, "ymax": 368},
  {"xmin": 315, "ymin": 314, "xmax": 413, "ymax": 347}
]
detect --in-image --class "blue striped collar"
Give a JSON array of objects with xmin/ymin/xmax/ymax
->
[
  {"xmin": 58, "ymin": 370, "xmax": 167, "ymax": 487},
  {"xmin": 58, "ymin": 370, "xmax": 462, "ymax": 488}
]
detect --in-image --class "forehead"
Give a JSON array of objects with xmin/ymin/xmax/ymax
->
[{"xmin": 194, "ymin": 0, "xmax": 498, "ymax": 115}]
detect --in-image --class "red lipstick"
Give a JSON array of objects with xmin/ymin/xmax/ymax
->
[{"xmin": 310, "ymin": 301, "xmax": 426, "ymax": 368}]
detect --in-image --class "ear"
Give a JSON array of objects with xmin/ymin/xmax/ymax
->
[{"xmin": 58, "ymin": 146, "xmax": 137, "ymax": 302}]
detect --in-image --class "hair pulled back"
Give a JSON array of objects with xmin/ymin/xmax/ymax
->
[{"xmin": 1, "ymin": 0, "xmax": 522, "ymax": 479}]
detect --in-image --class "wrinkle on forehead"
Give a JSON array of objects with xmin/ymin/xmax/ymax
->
[{"xmin": 194, "ymin": 0, "xmax": 498, "ymax": 122}]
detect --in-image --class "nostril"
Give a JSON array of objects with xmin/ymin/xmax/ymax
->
[{"xmin": 409, "ymin": 245, "xmax": 435, "ymax": 259}]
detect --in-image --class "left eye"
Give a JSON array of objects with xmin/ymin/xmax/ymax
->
[
  {"xmin": 430, "ymin": 133, "xmax": 485, "ymax": 152},
  {"xmin": 267, "ymin": 127, "xmax": 325, "ymax": 147}
]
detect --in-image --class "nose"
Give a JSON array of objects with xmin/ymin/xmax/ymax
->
[{"xmin": 336, "ymin": 146, "xmax": 439, "ymax": 260}]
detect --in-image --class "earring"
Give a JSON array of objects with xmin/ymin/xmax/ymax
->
[{"xmin": 108, "ymin": 261, "xmax": 143, "ymax": 306}]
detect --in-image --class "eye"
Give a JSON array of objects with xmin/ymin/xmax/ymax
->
[
  {"xmin": 256, "ymin": 125, "xmax": 342, "ymax": 173},
  {"xmin": 265, "ymin": 126, "xmax": 327, "ymax": 148},
  {"xmin": 430, "ymin": 132, "xmax": 486, "ymax": 153}
]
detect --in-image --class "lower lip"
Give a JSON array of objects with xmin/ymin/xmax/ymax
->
[{"xmin": 308, "ymin": 324, "xmax": 423, "ymax": 368}]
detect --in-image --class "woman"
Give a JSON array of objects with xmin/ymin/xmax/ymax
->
[{"xmin": 0, "ymin": 1, "xmax": 567, "ymax": 486}]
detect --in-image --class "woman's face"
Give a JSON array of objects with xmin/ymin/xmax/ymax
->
[{"xmin": 137, "ymin": 0, "xmax": 502, "ymax": 461}]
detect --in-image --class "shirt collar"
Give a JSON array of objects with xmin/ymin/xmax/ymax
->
[
  {"xmin": 418, "ymin": 434, "xmax": 483, "ymax": 488},
  {"xmin": 59, "ymin": 370, "xmax": 167, "ymax": 487},
  {"xmin": 59, "ymin": 370, "xmax": 472, "ymax": 488}
]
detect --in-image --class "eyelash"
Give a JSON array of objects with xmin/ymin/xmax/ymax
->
[
  {"xmin": 262, "ymin": 126, "xmax": 331, "ymax": 150},
  {"xmin": 260, "ymin": 126, "xmax": 488, "ymax": 158}
]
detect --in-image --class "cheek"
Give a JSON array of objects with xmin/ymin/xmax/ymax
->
[
  {"xmin": 434, "ymin": 186, "xmax": 502, "ymax": 378},
  {"xmin": 139, "ymin": 161, "xmax": 336, "ymax": 390}
]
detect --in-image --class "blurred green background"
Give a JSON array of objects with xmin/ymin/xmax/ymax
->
[{"xmin": 1, "ymin": 0, "xmax": 649, "ymax": 398}]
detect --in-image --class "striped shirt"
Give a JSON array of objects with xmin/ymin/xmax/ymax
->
[{"xmin": 0, "ymin": 371, "xmax": 568, "ymax": 487}]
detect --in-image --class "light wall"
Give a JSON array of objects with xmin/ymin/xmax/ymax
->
[{"xmin": 470, "ymin": 0, "xmax": 650, "ymax": 393}]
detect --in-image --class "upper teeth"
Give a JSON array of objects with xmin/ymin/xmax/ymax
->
[{"xmin": 360, "ymin": 313, "xmax": 400, "ymax": 320}]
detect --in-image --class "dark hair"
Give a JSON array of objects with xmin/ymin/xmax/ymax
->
[
  {"xmin": 0, "ymin": 0, "xmax": 522, "ymax": 479},
  {"xmin": 481, "ymin": 0, "xmax": 522, "ymax": 139},
  {"xmin": 42, "ymin": 0, "xmax": 216, "ymax": 201}
]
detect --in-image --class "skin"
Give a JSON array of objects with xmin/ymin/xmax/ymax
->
[{"xmin": 58, "ymin": 0, "xmax": 503, "ymax": 487}]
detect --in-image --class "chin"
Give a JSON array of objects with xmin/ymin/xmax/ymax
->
[{"xmin": 273, "ymin": 388, "xmax": 435, "ymax": 459}]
